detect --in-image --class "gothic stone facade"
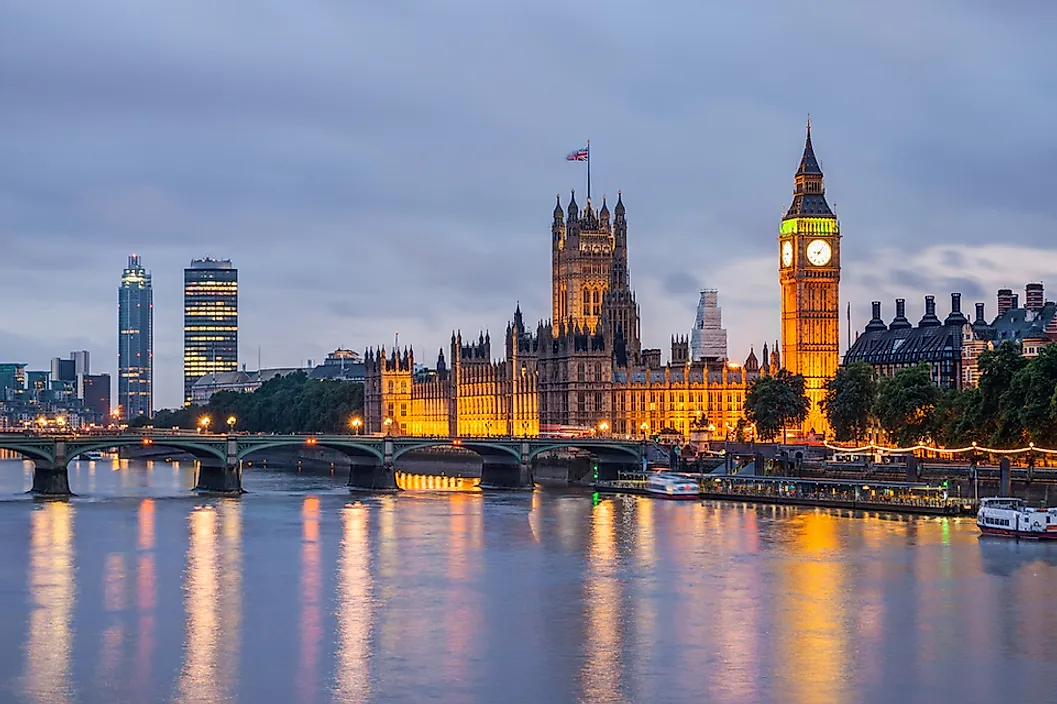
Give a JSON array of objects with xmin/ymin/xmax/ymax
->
[{"xmin": 365, "ymin": 193, "xmax": 772, "ymax": 438}]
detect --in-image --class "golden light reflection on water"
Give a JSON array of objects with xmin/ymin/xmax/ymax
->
[
  {"xmin": 580, "ymin": 499, "xmax": 622, "ymax": 702},
  {"xmin": 445, "ymin": 492, "xmax": 482, "ymax": 674},
  {"xmin": 778, "ymin": 511, "xmax": 848, "ymax": 704},
  {"xmin": 175, "ymin": 501, "xmax": 242, "ymax": 704},
  {"xmin": 137, "ymin": 499, "xmax": 157, "ymax": 695},
  {"xmin": 335, "ymin": 503, "xmax": 372, "ymax": 702},
  {"xmin": 395, "ymin": 472, "xmax": 480, "ymax": 491},
  {"xmin": 24, "ymin": 501, "xmax": 76, "ymax": 704},
  {"xmin": 298, "ymin": 496, "xmax": 322, "ymax": 703},
  {"xmin": 708, "ymin": 506, "xmax": 761, "ymax": 702}
]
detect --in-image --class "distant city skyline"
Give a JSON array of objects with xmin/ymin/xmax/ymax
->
[{"xmin": 2, "ymin": 2, "xmax": 1055, "ymax": 409}]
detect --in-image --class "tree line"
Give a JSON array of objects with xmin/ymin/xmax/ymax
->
[
  {"xmin": 821, "ymin": 341, "xmax": 1057, "ymax": 448},
  {"xmin": 135, "ymin": 372, "xmax": 365, "ymax": 434}
]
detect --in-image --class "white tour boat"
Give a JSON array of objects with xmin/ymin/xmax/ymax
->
[
  {"xmin": 645, "ymin": 472, "xmax": 700, "ymax": 500},
  {"xmin": 977, "ymin": 497, "xmax": 1057, "ymax": 540}
]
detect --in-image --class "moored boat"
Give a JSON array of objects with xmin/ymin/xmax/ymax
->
[{"xmin": 977, "ymin": 497, "xmax": 1057, "ymax": 540}]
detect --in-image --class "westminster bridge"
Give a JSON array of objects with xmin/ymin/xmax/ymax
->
[{"xmin": 0, "ymin": 432, "xmax": 645, "ymax": 495}]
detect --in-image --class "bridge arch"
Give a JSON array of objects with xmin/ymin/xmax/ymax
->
[
  {"xmin": 67, "ymin": 437, "xmax": 228, "ymax": 465},
  {"xmin": 392, "ymin": 441, "xmax": 521, "ymax": 464},
  {"xmin": 528, "ymin": 442, "xmax": 642, "ymax": 464},
  {"xmin": 238, "ymin": 439, "xmax": 384, "ymax": 464},
  {"xmin": 0, "ymin": 438, "xmax": 55, "ymax": 464}
]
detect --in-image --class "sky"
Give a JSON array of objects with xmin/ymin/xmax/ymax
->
[{"xmin": 1, "ymin": 1, "xmax": 1056, "ymax": 409}]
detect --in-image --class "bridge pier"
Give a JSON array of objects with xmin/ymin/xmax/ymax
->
[
  {"xmin": 195, "ymin": 459, "xmax": 244, "ymax": 494},
  {"xmin": 348, "ymin": 439, "xmax": 398, "ymax": 492},
  {"xmin": 31, "ymin": 460, "xmax": 72, "ymax": 496},
  {"xmin": 595, "ymin": 460, "xmax": 638, "ymax": 482},
  {"xmin": 480, "ymin": 458, "xmax": 533, "ymax": 489},
  {"xmin": 348, "ymin": 462, "xmax": 398, "ymax": 492}
]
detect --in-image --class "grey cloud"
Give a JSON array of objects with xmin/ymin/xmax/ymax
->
[{"xmin": 2, "ymin": 0, "xmax": 1055, "ymax": 406}]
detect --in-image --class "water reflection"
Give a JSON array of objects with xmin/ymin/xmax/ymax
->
[
  {"xmin": 579, "ymin": 498, "xmax": 622, "ymax": 702},
  {"xmin": 175, "ymin": 501, "xmax": 242, "ymax": 704},
  {"xmin": 779, "ymin": 512, "xmax": 848, "ymax": 704},
  {"xmin": 395, "ymin": 472, "xmax": 479, "ymax": 491},
  {"xmin": 137, "ymin": 499, "xmax": 157, "ymax": 696},
  {"xmin": 23, "ymin": 501, "xmax": 76, "ymax": 703},
  {"xmin": 334, "ymin": 502, "xmax": 372, "ymax": 702},
  {"xmin": 298, "ymin": 496, "xmax": 322, "ymax": 703}
]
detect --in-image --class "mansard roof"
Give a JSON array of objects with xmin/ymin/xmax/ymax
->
[
  {"xmin": 844, "ymin": 322, "xmax": 962, "ymax": 366},
  {"xmin": 990, "ymin": 302, "xmax": 1057, "ymax": 343}
]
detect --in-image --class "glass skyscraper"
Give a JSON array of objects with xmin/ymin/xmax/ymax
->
[
  {"xmin": 118, "ymin": 254, "xmax": 153, "ymax": 421},
  {"xmin": 184, "ymin": 258, "xmax": 238, "ymax": 405}
]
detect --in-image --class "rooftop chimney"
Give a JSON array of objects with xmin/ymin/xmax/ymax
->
[
  {"xmin": 975, "ymin": 302, "xmax": 985, "ymax": 323},
  {"xmin": 891, "ymin": 298, "xmax": 912, "ymax": 330},
  {"xmin": 997, "ymin": 288, "xmax": 1014, "ymax": 316},
  {"xmin": 865, "ymin": 301, "xmax": 887, "ymax": 331},
  {"xmin": 1026, "ymin": 283, "xmax": 1044, "ymax": 312},
  {"xmin": 944, "ymin": 292, "xmax": 968, "ymax": 326},
  {"xmin": 1012, "ymin": 293, "xmax": 1019, "ymax": 310},
  {"xmin": 919, "ymin": 295, "xmax": 942, "ymax": 328}
]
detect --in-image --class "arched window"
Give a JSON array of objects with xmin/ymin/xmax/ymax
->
[{"xmin": 387, "ymin": 380, "xmax": 393, "ymax": 394}]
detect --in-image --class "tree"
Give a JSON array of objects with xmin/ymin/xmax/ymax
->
[
  {"xmin": 821, "ymin": 362, "xmax": 877, "ymax": 442},
  {"xmin": 1005, "ymin": 344, "xmax": 1057, "ymax": 447},
  {"xmin": 873, "ymin": 364, "xmax": 938, "ymax": 446},
  {"xmin": 147, "ymin": 373, "xmax": 365, "ymax": 434},
  {"xmin": 968, "ymin": 341, "xmax": 1029, "ymax": 447},
  {"xmin": 744, "ymin": 369, "xmax": 810, "ymax": 442}
]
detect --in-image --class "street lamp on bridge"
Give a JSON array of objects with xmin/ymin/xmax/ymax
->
[
  {"xmin": 227, "ymin": 416, "xmax": 237, "ymax": 433},
  {"xmin": 639, "ymin": 421, "xmax": 649, "ymax": 441},
  {"xmin": 598, "ymin": 421, "xmax": 609, "ymax": 436},
  {"xmin": 349, "ymin": 417, "xmax": 363, "ymax": 435},
  {"xmin": 199, "ymin": 416, "xmax": 212, "ymax": 434},
  {"xmin": 383, "ymin": 417, "xmax": 393, "ymax": 436}
]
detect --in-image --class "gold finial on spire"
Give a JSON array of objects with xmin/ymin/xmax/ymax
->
[{"xmin": 806, "ymin": 113, "xmax": 811, "ymax": 130}]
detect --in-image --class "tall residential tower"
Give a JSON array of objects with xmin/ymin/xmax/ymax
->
[
  {"xmin": 778, "ymin": 124, "xmax": 841, "ymax": 435},
  {"xmin": 118, "ymin": 254, "xmax": 153, "ymax": 420},
  {"xmin": 183, "ymin": 258, "xmax": 238, "ymax": 405}
]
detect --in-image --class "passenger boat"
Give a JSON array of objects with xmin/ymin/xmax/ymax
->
[
  {"xmin": 977, "ymin": 497, "xmax": 1057, "ymax": 540},
  {"xmin": 645, "ymin": 472, "xmax": 700, "ymax": 499}
]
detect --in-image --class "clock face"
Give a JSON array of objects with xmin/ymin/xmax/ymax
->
[
  {"xmin": 806, "ymin": 239, "xmax": 832, "ymax": 266},
  {"xmin": 781, "ymin": 241, "xmax": 793, "ymax": 268}
]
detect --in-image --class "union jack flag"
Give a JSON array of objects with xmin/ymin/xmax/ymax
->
[{"xmin": 566, "ymin": 146, "xmax": 589, "ymax": 161}]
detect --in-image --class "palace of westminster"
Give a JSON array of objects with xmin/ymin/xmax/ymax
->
[{"xmin": 365, "ymin": 127, "xmax": 842, "ymax": 438}]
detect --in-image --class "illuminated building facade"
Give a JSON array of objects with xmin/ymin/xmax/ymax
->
[
  {"xmin": 779, "ymin": 124, "xmax": 841, "ymax": 436},
  {"xmin": 183, "ymin": 258, "xmax": 238, "ymax": 405},
  {"xmin": 118, "ymin": 254, "xmax": 153, "ymax": 420},
  {"xmin": 366, "ymin": 194, "xmax": 769, "ymax": 438}
]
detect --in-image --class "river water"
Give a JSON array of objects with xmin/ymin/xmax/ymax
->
[{"xmin": 1, "ymin": 458, "xmax": 1056, "ymax": 703}]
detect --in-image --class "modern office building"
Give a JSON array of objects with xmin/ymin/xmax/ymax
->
[
  {"xmin": 184, "ymin": 258, "xmax": 238, "ymax": 405},
  {"xmin": 50, "ymin": 357, "xmax": 76, "ymax": 383},
  {"xmin": 119, "ymin": 254, "xmax": 153, "ymax": 421},
  {"xmin": 80, "ymin": 374, "xmax": 112, "ymax": 418},
  {"xmin": 0, "ymin": 363, "xmax": 26, "ymax": 400}
]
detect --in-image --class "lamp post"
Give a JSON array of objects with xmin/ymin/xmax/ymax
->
[
  {"xmin": 384, "ymin": 417, "xmax": 393, "ymax": 436},
  {"xmin": 639, "ymin": 421, "xmax": 649, "ymax": 441},
  {"xmin": 350, "ymin": 417, "xmax": 363, "ymax": 435},
  {"xmin": 485, "ymin": 421, "xmax": 492, "ymax": 437},
  {"xmin": 199, "ymin": 416, "xmax": 212, "ymax": 434},
  {"xmin": 522, "ymin": 421, "xmax": 528, "ymax": 438},
  {"xmin": 598, "ymin": 421, "xmax": 609, "ymax": 437},
  {"xmin": 227, "ymin": 416, "xmax": 237, "ymax": 433}
]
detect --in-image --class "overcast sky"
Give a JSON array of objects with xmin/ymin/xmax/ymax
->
[{"xmin": 2, "ymin": 1, "xmax": 1056, "ymax": 409}]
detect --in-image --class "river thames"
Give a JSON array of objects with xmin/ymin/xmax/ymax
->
[{"xmin": 1, "ymin": 458, "xmax": 1056, "ymax": 703}]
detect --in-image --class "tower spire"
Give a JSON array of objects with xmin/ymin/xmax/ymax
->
[{"xmin": 785, "ymin": 120, "xmax": 832, "ymax": 218}]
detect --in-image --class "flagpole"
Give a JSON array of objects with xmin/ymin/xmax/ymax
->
[{"xmin": 587, "ymin": 139, "xmax": 591, "ymax": 201}]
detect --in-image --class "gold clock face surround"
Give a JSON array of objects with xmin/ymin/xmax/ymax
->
[
  {"xmin": 781, "ymin": 241, "xmax": 793, "ymax": 268},
  {"xmin": 806, "ymin": 239, "xmax": 832, "ymax": 266}
]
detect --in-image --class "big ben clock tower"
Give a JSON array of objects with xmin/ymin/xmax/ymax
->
[{"xmin": 779, "ymin": 122, "xmax": 840, "ymax": 437}]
